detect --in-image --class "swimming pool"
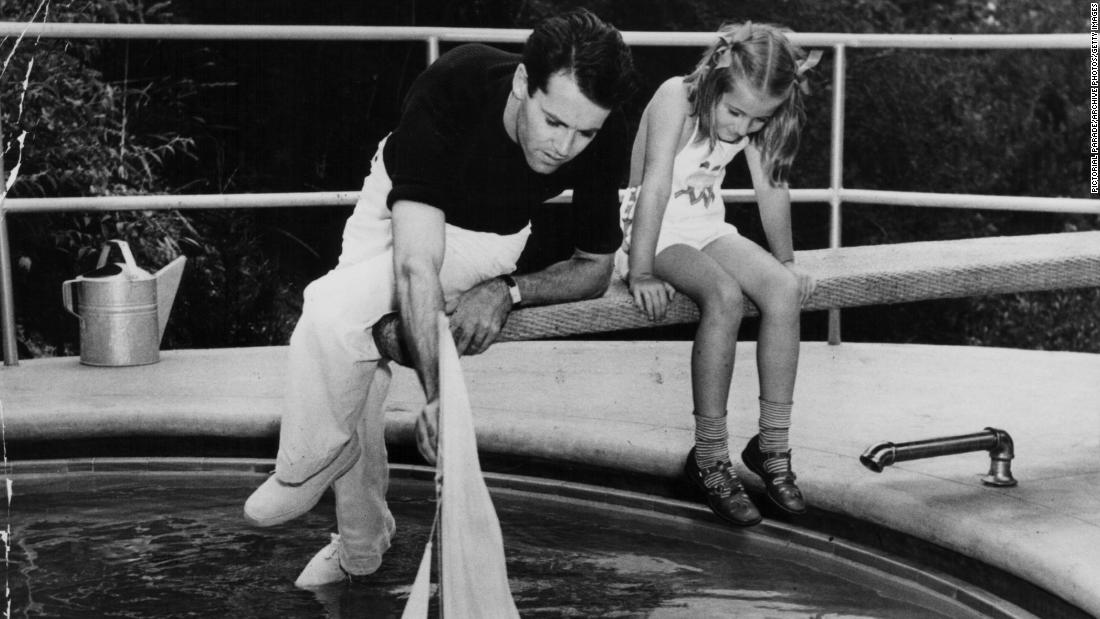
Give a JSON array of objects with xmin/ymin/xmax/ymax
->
[
  {"xmin": 8, "ymin": 459, "xmax": 1035, "ymax": 618},
  {"xmin": 5, "ymin": 341, "xmax": 1098, "ymax": 617}
]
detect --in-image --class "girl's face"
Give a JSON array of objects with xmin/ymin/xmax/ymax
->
[{"xmin": 714, "ymin": 78, "xmax": 784, "ymax": 143}]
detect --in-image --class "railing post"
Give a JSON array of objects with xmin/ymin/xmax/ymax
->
[
  {"xmin": 0, "ymin": 96, "xmax": 19, "ymax": 366},
  {"xmin": 0, "ymin": 216, "xmax": 16, "ymax": 367},
  {"xmin": 827, "ymin": 44, "xmax": 846, "ymax": 345},
  {"xmin": 426, "ymin": 35, "xmax": 440, "ymax": 64}
]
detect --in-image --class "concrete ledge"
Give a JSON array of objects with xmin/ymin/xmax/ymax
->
[{"xmin": 2, "ymin": 341, "xmax": 1099, "ymax": 615}]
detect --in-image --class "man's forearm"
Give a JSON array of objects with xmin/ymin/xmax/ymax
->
[
  {"xmin": 391, "ymin": 200, "xmax": 447, "ymax": 401},
  {"xmin": 513, "ymin": 251, "xmax": 614, "ymax": 306},
  {"xmin": 396, "ymin": 261, "xmax": 444, "ymax": 401}
]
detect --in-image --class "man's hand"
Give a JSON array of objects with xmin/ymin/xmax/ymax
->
[
  {"xmin": 447, "ymin": 277, "xmax": 512, "ymax": 356},
  {"xmin": 628, "ymin": 273, "xmax": 676, "ymax": 322},
  {"xmin": 415, "ymin": 399, "xmax": 440, "ymax": 465}
]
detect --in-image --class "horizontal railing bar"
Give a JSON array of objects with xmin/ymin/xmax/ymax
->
[
  {"xmin": 839, "ymin": 189, "xmax": 1100, "ymax": 214},
  {"xmin": 0, "ymin": 22, "xmax": 1089, "ymax": 49},
  {"xmin": 549, "ymin": 188, "xmax": 836, "ymax": 204},
  {"xmin": 789, "ymin": 32, "xmax": 1087, "ymax": 49},
  {"xmin": 624, "ymin": 32, "xmax": 1089, "ymax": 49},
  {"xmin": 1, "ymin": 192, "xmax": 360, "ymax": 212},
  {"xmin": 0, "ymin": 23, "xmax": 532, "ymax": 42},
  {"xmin": 0, "ymin": 190, "xmax": 796, "ymax": 212},
  {"xmin": 6, "ymin": 188, "xmax": 1094, "ymax": 214}
]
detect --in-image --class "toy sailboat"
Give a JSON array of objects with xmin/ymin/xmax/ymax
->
[{"xmin": 402, "ymin": 313, "xmax": 519, "ymax": 618}]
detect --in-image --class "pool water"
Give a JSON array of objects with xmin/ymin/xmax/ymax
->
[{"xmin": 8, "ymin": 467, "xmax": 1005, "ymax": 618}]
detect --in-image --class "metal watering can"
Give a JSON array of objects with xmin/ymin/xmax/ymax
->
[{"xmin": 62, "ymin": 240, "xmax": 186, "ymax": 366}]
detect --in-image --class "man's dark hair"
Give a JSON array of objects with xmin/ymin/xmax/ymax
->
[{"xmin": 522, "ymin": 8, "xmax": 636, "ymax": 110}]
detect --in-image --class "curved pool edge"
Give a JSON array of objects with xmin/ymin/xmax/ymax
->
[
  {"xmin": 382, "ymin": 412, "xmax": 1098, "ymax": 619},
  {"xmin": 3, "ymin": 341, "xmax": 1099, "ymax": 616},
  {"xmin": 4, "ymin": 457, "xmax": 1043, "ymax": 619}
]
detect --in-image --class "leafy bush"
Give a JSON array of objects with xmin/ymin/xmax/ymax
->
[
  {"xmin": 2, "ymin": 0, "xmax": 312, "ymax": 356},
  {"xmin": 4, "ymin": 0, "xmax": 1095, "ymax": 355},
  {"xmin": 1, "ymin": 0, "xmax": 202, "ymax": 356}
]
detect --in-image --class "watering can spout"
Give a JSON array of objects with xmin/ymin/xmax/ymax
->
[{"xmin": 154, "ymin": 256, "xmax": 186, "ymax": 341}]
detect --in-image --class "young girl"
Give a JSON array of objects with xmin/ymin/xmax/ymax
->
[{"xmin": 619, "ymin": 22, "xmax": 820, "ymax": 526}]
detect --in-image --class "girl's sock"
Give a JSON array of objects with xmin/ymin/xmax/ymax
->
[
  {"xmin": 694, "ymin": 413, "xmax": 738, "ymax": 493},
  {"xmin": 758, "ymin": 398, "xmax": 793, "ymax": 475}
]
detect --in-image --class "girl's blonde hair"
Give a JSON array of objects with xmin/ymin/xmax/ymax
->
[{"xmin": 683, "ymin": 22, "xmax": 820, "ymax": 186}]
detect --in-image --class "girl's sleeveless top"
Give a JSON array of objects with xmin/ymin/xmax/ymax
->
[
  {"xmin": 664, "ymin": 121, "xmax": 748, "ymax": 225},
  {"xmin": 620, "ymin": 121, "xmax": 747, "ymax": 256}
]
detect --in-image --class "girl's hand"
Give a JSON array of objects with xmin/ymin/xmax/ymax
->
[
  {"xmin": 784, "ymin": 262, "xmax": 816, "ymax": 306},
  {"xmin": 628, "ymin": 273, "xmax": 676, "ymax": 322}
]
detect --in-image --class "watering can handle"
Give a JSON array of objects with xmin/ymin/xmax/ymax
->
[
  {"xmin": 61, "ymin": 279, "xmax": 79, "ymax": 318},
  {"xmin": 95, "ymin": 240, "xmax": 139, "ymax": 269}
]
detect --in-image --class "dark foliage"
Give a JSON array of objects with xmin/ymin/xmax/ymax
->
[{"xmin": 2, "ymin": 0, "xmax": 1095, "ymax": 356}]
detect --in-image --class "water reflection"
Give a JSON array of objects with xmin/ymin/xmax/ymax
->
[{"xmin": 10, "ymin": 474, "xmax": 979, "ymax": 618}]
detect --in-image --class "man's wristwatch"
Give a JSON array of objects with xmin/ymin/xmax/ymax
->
[{"xmin": 498, "ymin": 274, "xmax": 522, "ymax": 305}]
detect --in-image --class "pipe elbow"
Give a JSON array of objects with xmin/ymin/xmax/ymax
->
[
  {"xmin": 985, "ymin": 427, "xmax": 1015, "ymax": 461},
  {"xmin": 859, "ymin": 441, "xmax": 896, "ymax": 473}
]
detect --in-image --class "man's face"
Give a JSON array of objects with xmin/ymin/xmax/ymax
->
[{"xmin": 512, "ymin": 67, "xmax": 611, "ymax": 174}]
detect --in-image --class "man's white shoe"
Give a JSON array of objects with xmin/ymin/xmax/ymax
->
[
  {"xmin": 244, "ymin": 444, "xmax": 360, "ymax": 527},
  {"xmin": 294, "ymin": 533, "xmax": 348, "ymax": 588}
]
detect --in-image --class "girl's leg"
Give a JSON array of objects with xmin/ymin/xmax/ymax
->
[
  {"xmin": 701, "ymin": 235, "xmax": 801, "ymax": 405},
  {"xmin": 654, "ymin": 244, "xmax": 745, "ymax": 420},
  {"xmin": 702, "ymin": 235, "xmax": 806, "ymax": 514},
  {"xmin": 653, "ymin": 244, "xmax": 761, "ymax": 526}
]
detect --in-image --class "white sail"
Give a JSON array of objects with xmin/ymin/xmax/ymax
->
[
  {"xmin": 400, "ymin": 539, "xmax": 434, "ymax": 619},
  {"xmin": 401, "ymin": 313, "xmax": 519, "ymax": 618}
]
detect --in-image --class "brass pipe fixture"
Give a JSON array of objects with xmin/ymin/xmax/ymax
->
[{"xmin": 860, "ymin": 427, "xmax": 1017, "ymax": 487}]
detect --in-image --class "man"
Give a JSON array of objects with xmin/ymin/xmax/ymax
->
[{"xmin": 244, "ymin": 9, "xmax": 636, "ymax": 586}]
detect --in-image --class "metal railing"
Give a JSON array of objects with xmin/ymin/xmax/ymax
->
[{"xmin": 1, "ymin": 23, "xmax": 1098, "ymax": 365}]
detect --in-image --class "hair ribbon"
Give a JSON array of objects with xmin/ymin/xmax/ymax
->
[
  {"xmin": 795, "ymin": 49, "xmax": 823, "ymax": 94},
  {"xmin": 712, "ymin": 46, "xmax": 733, "ymax": 69},
  {"xmin": 712, "ymin": 22, "xmax": 752, "ymax": 69},
  {"xmin": 730, "ymin": 21, "xmax": 754, "ymax": 44},
  {"xmin": 797, "ymin": 49, "xmax": 823, "ymax": 76}
]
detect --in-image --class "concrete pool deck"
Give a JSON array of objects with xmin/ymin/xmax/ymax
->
[{"xmin": 2, "ymin": 340, "xmax": 1099, "ymax": 616}]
